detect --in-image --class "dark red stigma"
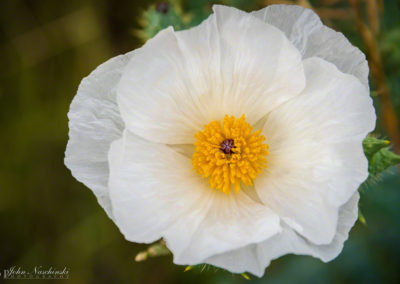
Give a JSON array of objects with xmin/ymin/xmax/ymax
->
[{"xmin": 220, "ymin": 139, "xmax": 235, "ymax": 154}]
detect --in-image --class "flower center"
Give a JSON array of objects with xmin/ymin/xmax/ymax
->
[
  {"xmin": 192, "ymin": 115, "xmax": 269, "ymax": 194},
  {"xmin": 220, "ymin": 139, "xmax": 235, "ymax": 154}
]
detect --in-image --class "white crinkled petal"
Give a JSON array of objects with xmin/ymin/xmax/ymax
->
[
  {"xmin": 255, "ymin": 57, "xmax": 375, "ymax": 245},
  {"xmin": 167, "ymin": 189, "xmax": 281, "ymax": 265},
  {"xmin": 64, "ymin": 51, "xmax": 134, "ymax": 219},
  {"xmin": 251, "ymin": 4, "xmax": 369, "ymax": 88},
  {"xmin": 205, "ymin": 192, "xmax": 360, "ymax": 277},
  {"xmin": 108, "ymin": 131, "xmax": 212, "ymax": 244},
  {"xmin": 108, "ymin": 131, "xmax": 280, "ymax": 263},
  {"xmin": 117, "ymin": 5, "xmax": 305, "ymax": 144}
]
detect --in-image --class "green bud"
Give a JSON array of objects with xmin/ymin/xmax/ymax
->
[
  {"xmin": 358, "ymin": 209, "xmax": 367, "ymax": 226},
  {"xmin": 241, "ymin": 273, "xmax": 251, "ymax": 280},
  {"xmin": 134, "ymin": 240, "xmax": 170, "ymax": 262},
  {"xmin": 135, "ymin": 251, "xmax": 148, "ymax": 262}
]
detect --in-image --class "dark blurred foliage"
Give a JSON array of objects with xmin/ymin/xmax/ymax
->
[{"xmin": 0, "ymin": 0, "xmax": 399, "ymax": 283}]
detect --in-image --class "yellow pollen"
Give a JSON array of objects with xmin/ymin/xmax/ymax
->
[{"xmin": 192, "ymin": 115, "xmax": 269, "ymax": 194}]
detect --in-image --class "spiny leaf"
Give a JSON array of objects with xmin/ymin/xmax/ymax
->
[
  {"xmin": 368, "ymin": 147, "xmax": 400, "ymax": 176},
  {"xmin": 362, "ymin": 135, "xmax": 400, "ymax": 177},
  {"xmin": 182, "ymin": 263, "xmax": 216, "ymax": 273},
  {"xmin": 362, "ymin": 135, "xmax": 390, "ymax": 160},
  {"xmin": 222, "ymin": 0, "xmax": 260, "ymax": 11},
  {"xmin": 135, "ymin": 0, "xmax": 192, "ymax": 42},
  {"xmin": 135, "ymin": 0, "xmax": 262, "ymax": 42}
]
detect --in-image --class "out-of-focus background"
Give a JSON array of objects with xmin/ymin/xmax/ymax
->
[{"xmin": 1, "ymin": 0, "xmax": 399, "ymax": 283}]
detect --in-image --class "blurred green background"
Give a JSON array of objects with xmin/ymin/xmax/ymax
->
[{"xmin": 1, "ymin": 0, "xmax": 400, "ymax": 283}]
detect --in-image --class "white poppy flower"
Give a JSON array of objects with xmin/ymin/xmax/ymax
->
[{"xmin": 65, "ymin": 4, "xmax": 376, "ymax": 277}]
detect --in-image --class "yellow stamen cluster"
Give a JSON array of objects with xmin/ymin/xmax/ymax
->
[{"xmin": 192, "ymin": 115, "xmax": 269, "ymax": 194}]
